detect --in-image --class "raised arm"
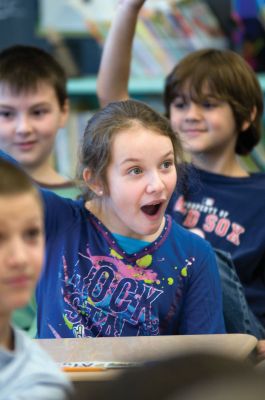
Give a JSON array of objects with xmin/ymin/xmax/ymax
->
[{"xmin": 96, "ymin": 0, "xmax": 146, "ymax": 107}]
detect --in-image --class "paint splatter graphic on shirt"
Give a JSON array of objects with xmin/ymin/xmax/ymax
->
[{"xmin": 49, "ymin": 246, "xmax": 195, "ymax": 338}]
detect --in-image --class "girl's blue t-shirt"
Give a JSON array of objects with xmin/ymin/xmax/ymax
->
[
  {"xmin": 36, "ymin": 190, "xmax": 225, "ymax": 338},
  {"xmin": 0, "ymin": 150, "xmax": 225, "ymax": 338}
]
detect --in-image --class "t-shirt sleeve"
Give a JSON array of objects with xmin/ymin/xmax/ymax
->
[{"xmin": 41, "ymin": 188, "xmax": 80, "ymax": 238}]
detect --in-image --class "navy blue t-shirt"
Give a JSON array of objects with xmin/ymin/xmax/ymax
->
[
  {"xmin": 36, "ymin": 190, "xmax": 225, "ymax": 338},
  {"xmin": 168, "ymin": 165, "xmax": 265, "ymax": 326}
]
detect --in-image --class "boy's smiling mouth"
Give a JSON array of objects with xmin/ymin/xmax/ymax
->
[{"xmin": 14, "ymin": 140, "xmax": 38, "ymax": 151}]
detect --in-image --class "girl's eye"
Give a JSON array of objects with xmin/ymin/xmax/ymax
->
[
  {"xmin": 161, "ymin": 160, "xmax": 173, "ymax": 169},
  {"xmin": 128, "ymin": 167, "xmax": 142, "ymax": 175}
]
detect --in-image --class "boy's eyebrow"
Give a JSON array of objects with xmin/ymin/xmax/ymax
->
[
  {"xmin": 29, "ymin": 101, "xmax": 51, "ymax": 107},
  {"xmin": 120, "ymin": 150, "xmax": 174, "ymax": 165},
  {"xmin": 173, "ymin": 93, "xmax": 219, "ymax": 102},
  {"xmin": 26, "ymin": 102, "xmax": 52, "ymax": 110},
  {"xmin": 0, "ymin": 101, "xmax": 51, "ymax": 108}
]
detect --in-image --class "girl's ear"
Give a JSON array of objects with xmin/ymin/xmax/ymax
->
[
  {"xmin": 83, "ymin": 168, "xmax": 103, "ymax": 196},
  {"xmin": 241, "ymin": 106, "xmax": 257, "ymax": 131}
]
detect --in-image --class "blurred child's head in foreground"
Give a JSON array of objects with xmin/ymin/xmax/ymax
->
[{"xmin": 0, "ymin": 158, "xmax": 44, "ymax": 317}]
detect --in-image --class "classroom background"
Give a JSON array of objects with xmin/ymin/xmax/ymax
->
[{"xmin": 2, "ymin": 0, "xmax": 264, "ymax": 178}]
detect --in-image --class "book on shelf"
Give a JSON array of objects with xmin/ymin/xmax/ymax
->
[{"xmin": 107, "ymin": 1, "xmax": 227, "ymax": 78}]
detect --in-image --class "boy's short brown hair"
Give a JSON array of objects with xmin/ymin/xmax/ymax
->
[
  {"xmin": 0, "ymin": 45, "xmax": 67, "ymax": 108},
  {"xmin": 164, "ymin": 49, "xmax": 264, "ymax": 155}
]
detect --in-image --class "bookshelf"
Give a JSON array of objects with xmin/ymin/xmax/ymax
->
[
  {"xmin": 40, "ymin": 0, "xmax": 228, "ymax": 78},
  {"xmin": 52, "ymin": 1, "xmax": 265, "ymax": 176},
  {"xmin": 67, "ymin": 73, "xmax": 265, "ymax": 100},
  {"xmin": 67, "ymin": 76, "xmax": 164, "ymax": 96}
]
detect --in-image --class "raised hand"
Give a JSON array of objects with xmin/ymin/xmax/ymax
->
[
  {"xmin": 97, "ymin": 0, "xmax": 147, "ymax": 107},
  {"xmin": 118, "ymin": 0, "xmax": 146, "ymax": 9}
]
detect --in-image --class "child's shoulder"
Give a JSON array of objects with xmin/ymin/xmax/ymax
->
[
  {"xmin": 249, "ymin": 171, "xmax": 265, "ymax": 182},
  {"xmin": 41, "ymin": 188, "xmax": 86, "ymax": 230},
  {"xmin": 41, "ymin": 187, "xmax": 82, "ymax": 206},
  {"xmin": 169, "ymin": 216, "xmax": 213, "ymax": 252},
  {"xmin": 2, "ymin": 327, "xmax": 72, "ymax": 398},
  {"xmin": 198, "ymin": 168, "xmax": 265, "ymax": 186},
  {"xmin": 0, "ymin": 149, "xmax": 19, "ymax": 165},
  {"xmin": 179, "ymin": 167, "xmax": 265, "ymax": 197}
]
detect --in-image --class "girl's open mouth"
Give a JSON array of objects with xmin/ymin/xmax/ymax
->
[{"xmin": 141, "ymin": 202, "xmax": 162, "ymax": 216}]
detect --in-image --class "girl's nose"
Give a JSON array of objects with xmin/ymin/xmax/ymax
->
[{"xmin": 146, "ymin": 172, "xmax": 164, "ymax": 194}]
